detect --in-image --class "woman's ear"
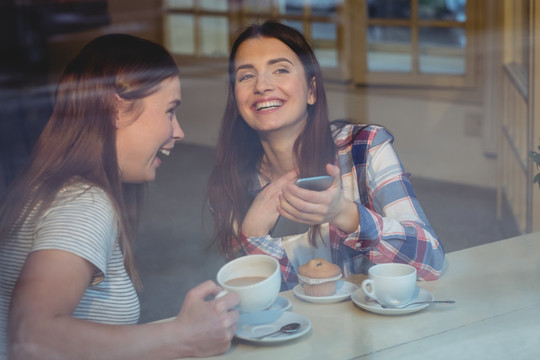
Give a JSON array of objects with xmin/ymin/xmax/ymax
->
[
  {"xmin": 308, "ymin": 76, "xmax": 317, "ymax": 105},
  {"xmin": 115, "ymin": 93, "xmax": 131, "ymax": 129},
  {"xmin": 115, "ymin": 93, "xmax": 124, "ymax": 128}
]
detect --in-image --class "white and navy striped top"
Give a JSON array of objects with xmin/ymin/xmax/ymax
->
[{"xmin": 0, "ymin": 183, "xmax": 140, "ymax": 359}]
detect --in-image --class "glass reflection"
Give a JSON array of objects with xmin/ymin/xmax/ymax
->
[
  {"xmin": 167, "ymin": 14, "xmax": 195, "ymax": 55},
  {"xmin": 200, "ymin": 16, "xmax": 229, "ymax": 57},
  {"xmin": 312, "ymin": 22, "xmax": 338, "ymax": 67},
  {"xmin": 200, "ymin": 0, "xmax": 228, "ymax": 11},
  {"xmin": 279, "ymin": 0, "xmax": 339, "ymax": 16},
  {"xmin": 367, "ymin": 26, "xmax": 411, "ymax": 72},
  {"xmin": 368, "ymin": 0, "xmax": 411, "ymax": 19},
  {"xmin": 419, "ymin": 27, "xmax": 465, "ymax": 74},
  {"xmin": 419, "ymin": 0, "xmax": 467, "ymax": 22},
  {"xmin": 167, "ymin": 0, "xmax": 194, "ymax": 9},
  {"xmin": 244, "ymin": 0, "xmax": 272, "ymax": 13}
]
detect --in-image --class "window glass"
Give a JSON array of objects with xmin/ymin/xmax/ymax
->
[
  {"xmin": 419, "ymin": 26, "xmax": 465, "ymax": 74},
  {"xmin": 419, "ymin": 0, "xmax": 466, "ymax": 22},
  {"xmin": 282, "ymin": 19, "xmax": 303, "ymax": 33},
  {"xmin": 312, "ymin": 22, "xmax": 338, "ymax": 67},
  {"xmin": 244, "ymin": 0, "xmax": 272, "ymax": 13},
  {"xmin": 167, "ymin": 14, "xmax": 195, "ymax": 55},
  {"xmin": 167, "ymin": 0, "xmax": 194, "ymax": 9},
  {"xmin": 367, "ymin": 0, "xmax": 411, "ymax": 20},
  {"xmin": 200, "ymin": 0, "xmax": 228, "ymax": 11},
  {"xmin": 311, "ymin": 0, "xmax": 338, "ymax": 17},
  {"xmin": 367, "ymin": 26, "xmax": 411, "ymax": 72},
  {"xmin": 278, "ymin": 0, "xmax": 303, "ymax": 15},
  {"xmin": 200, "ymin": 16, "xmax": 229, "ymax": 57}
]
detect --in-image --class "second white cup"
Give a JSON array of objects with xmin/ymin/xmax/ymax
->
[
  {"xmin": 361, "ymin": 263, "xmax": 417, "ymax": 307},
  {"xmin": 216, "ymin": 254, "xmax": 281, "ymax": 313}
]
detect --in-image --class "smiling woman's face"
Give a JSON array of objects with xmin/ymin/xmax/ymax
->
[
  {"xmin": 115, "ymin": 76, "xmax": 184, "ymax": 183},
  {"xmin": 233, "ymin": 36, "xmax": 316, "ymax": 136}
]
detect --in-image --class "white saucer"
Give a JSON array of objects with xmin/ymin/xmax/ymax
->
[
  {"xmin": 293, "ymin": 280, "xmax": 358, "ymax": 304},
  {"xmin": 351, "ymin": 286, "xmax": 434, "ymax": 315},
  {"xmin": 235, "ymin": 311, "xmax": 311, "ymax": 344},
  {"xmin": 269, "ymin": 296, "xmax": 292, "ymax": 311}
]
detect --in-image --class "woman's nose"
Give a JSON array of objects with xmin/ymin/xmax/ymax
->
[
  {"xmin": 254, "ymin": 73, "xmax": 274, "ymax": 94},
  {"xmin": 172, "ymin": 118, "xmax": 184, "ymax": 140}
]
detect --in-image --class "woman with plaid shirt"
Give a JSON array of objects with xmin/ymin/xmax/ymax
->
[{"xmin": 207, "ymin": 21, "xmax": 444, "ymax": 290}]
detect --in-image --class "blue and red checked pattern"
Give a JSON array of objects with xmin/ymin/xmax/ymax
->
[{"xmin": 231, "ymin": 124, "xmax": 444, "ymax": 290}]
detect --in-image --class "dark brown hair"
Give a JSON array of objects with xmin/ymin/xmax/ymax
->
[
  {"xmin": 0, "ymin": 34, "xmax": 180, "ymax": 286},
  {"xmin": 207, "ymin": 21, "xmax": 336, "ymax": 258}
]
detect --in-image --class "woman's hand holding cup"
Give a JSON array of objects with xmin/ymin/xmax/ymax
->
[{"xmin": 216, "ymin": 255, "xmax": 281, "ymax": 313}]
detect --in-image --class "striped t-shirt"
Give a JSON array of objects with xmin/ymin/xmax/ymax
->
[{"xmin": 0, "ymin": 183, "xmax": 139, "ymax": 359}]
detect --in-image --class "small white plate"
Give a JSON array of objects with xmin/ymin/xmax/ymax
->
[
  {"xmin": 235, "ymin": 311, "xmax": 311, "ymax": 344},
  {"xmin": 293, "ymin": 280, "xmax": 358, "ymax": 304},
  {"xmin": 351, "ymin": 286, "xmax": 434, "ymax": 315}
]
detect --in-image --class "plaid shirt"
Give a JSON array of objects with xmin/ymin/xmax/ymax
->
[{"xmin": 231, "ymin": 124, "xmax": 445, "ymax": 290}]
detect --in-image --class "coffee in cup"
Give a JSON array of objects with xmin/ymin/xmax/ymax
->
[
  {"xmin": 217, "ymin": 254, "xmax": 281, "ymax": 313},
  {"xmin": 361, "ymin": 263, "xmax": 417, "ymax": 307}
]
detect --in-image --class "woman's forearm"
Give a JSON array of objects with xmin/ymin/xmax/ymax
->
[{"xmin": 9, "ymin": 316, "xmax": 194, "ymax": 360}]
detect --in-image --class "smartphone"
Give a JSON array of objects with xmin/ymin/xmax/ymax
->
[
  {"xmin": 269, "ymin": 175, "xmax": 334, "ymax": 238},
  {"xmin": 295, "ymin": 175, "xmax": 334, "ymax": 191}
]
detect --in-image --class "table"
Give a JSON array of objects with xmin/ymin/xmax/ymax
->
[{"xmin": 176, "ymin": 231, "xmax": 540, "ymax": 359}]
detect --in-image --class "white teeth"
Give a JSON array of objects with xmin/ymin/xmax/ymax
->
[
  {"xmin": 159, "ymin": 149, "xmax": 170, "ymax": 156},
  {"xmin": 256, "ymin": 100, "xmax": 283, "ymax": 111}
]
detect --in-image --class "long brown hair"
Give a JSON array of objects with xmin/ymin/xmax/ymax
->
[
  {"xmin": 0, "ymin": 34, "xmax": 180, "ymax": 286},
  {"xmin": 207, "ymin": 21, "xmax": 336, "ymax": 258}
]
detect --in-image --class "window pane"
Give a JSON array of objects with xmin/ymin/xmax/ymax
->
[
  {"xmin": 200, "ymin": 16, "xmax": 229, "ymax": 57},
  {"xmin": 367, "ymin": 26, "xmax": 411, "ymax": 72},
  {"xmin": 368, "ymin": 0, "xmax": 411, "ymax": 20},
  {"xmin": 167, "ymin": 14, "xmax": 194, "ymax": 55},
  {"xmin": 312, "ymin": 22, "xmax": 338, "ymax": 67},
  {"xmin": 166, "ymin": 0, "xmax": 194, "ymax": 9},
  {"xmin": 200, "ymin": 0, "xmax": 228, "ymax": 11},
  {"xmin": 244, "ymin": 0, "xmax": 272, "ymax": 13},
  {"xmin": 278, "ymin": 0, "xmax": 303, "ymax": 15},
  {"xmin": 282, "ymin": 19, "xmax": 303, "ymax": 33},
  {"xmin": 419, "ymin": 0, "xmax": 466, "ymax": 22},
  {"xmin": 419, "ymin": 27, "xmax": 465, "ymax": 74},
  {"xmin": 311, "ymin": 0, "xmax": 338, "ymax": 17}
]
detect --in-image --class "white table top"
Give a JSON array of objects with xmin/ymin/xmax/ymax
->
[{"xmin": 177, "ymin": 231, "xmax": 540, "ymax": 359}]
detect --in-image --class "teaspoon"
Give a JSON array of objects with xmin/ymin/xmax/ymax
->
[
  {"xmin": 254, "ymin": 322, "xmax": 301, "ymax": 339},
  {"xmin": 380, "ymin": 300, "xmax": 455, "ymax": 309}
]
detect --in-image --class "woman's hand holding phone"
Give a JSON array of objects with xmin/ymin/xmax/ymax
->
[
  {"xmin": 278, "ymin": 164, "xmax": 359, "ymax": 233},
  {"xmin": 241, "ymin": 170, "xmax": 298, "ymax": 237}
]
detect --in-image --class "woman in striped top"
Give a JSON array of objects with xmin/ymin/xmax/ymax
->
[{"xmin": 0, "ymin": 34, "xmax": 239, "ymax": 359}]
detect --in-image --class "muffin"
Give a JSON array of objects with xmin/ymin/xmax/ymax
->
[{"xmin": 297, "ymin": 258, "xmax": 342, "ymax": 296}]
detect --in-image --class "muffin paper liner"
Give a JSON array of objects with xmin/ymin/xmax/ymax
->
[{"xmin": 297, "ymin": 273, "xmax": 342, "ymax": 285}]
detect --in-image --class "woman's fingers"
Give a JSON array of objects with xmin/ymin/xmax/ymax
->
[{"xmin": 278, "ymin": 164, "xmax": 343, "ymax": 224}]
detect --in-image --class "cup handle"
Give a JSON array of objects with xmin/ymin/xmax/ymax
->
[
  {"xmin": 361, "ymin": 279, "xmax": 377, "ymax": 301},
  {"xmin": 215, "ymin": 290, "xmax": 228, "ymax": 299},
  {"xmin": 214, "ymin": 290, "xmax": 243, "ymax": 313}
]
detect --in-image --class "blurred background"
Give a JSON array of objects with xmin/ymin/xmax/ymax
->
[{"xmin": 0, "ymin": 0, "xmax": 536, "ymax": 322}]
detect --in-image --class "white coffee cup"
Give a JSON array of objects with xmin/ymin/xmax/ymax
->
[
  {"xmin": 361, "ymin": 263, "xmax": 417, "ymax": 307},
  {"xmin": 216, "ymin": 254, "xmax": 281, "ymax": 313}
]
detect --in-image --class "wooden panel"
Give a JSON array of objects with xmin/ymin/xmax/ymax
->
[
  {"xmin": 531, "ymin": 0, "xmax": 540, "ymax": 231},
  {"xmin": 500, "ymin": 68, "xmax": 529, "ymax": 233},
  {"xmin": 497, "ymin": 0, "xmax": 540, "ymax": 234}
]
